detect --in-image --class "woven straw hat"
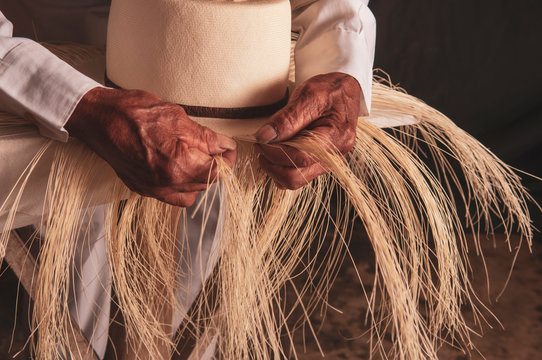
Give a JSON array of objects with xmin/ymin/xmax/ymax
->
[
  {"xmin": 106, "ymin": 0, "xmax": 292, "ymax": 139},
  {"xmin": 1, "ymin": 0, "xmax": 417, "ymax": 228}
]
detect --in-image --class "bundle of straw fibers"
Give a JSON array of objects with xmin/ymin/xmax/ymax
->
[{"xmin": 0, "ymin": 44, "xmax": 535, "ymax": 360}]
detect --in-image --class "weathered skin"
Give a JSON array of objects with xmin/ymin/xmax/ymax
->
[
  {"xmin": 66, "ymin": 87, "xmax": 237, "ymax": 207},
  {"xmin": 255, "ymin": 72, "xmax": 361, "ymax": 190},
  {"xmin": 66, "ymin": 72, "xmax": 359, "ymax": 204}
]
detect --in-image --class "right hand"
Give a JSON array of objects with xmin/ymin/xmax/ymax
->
[{"xmin": 66, "ymin": 87, "xmax": 236, "ymax": 207}]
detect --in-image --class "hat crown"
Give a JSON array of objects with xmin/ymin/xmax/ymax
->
[{"xmin": 106, "ymin": 0, "xmax": 291, "ymax": 109}]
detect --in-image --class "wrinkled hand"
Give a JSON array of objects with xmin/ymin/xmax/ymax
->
[
  {"xmin": 255, "ymin": 72, "xmax": 360, "ymax": 190},
  {"xmin": 66, "ymin": 87, "xmax": 236, "ymax": 207}
]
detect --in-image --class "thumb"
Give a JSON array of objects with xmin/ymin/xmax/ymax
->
[
  {"xmin": 255, "ymin": 91, "xmax": 325, "ymax": 144},
  {"xmin": 198, "ymin": 124, "xmax": 237, "ymax": 155}
]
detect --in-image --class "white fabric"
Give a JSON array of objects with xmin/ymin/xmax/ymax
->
[
  {"xmin": 66, "ymin": 205, "xmax": 111, "ymax": 358},
  {"xmin": 0, "ymin": 1, "xmax": 377, "ymax": 358},
  {"xmin": 0, "ymin": 12, "xmax": 102, "ymax": 142},
  {"xmin": 65, "ymin": 186, "xmax": 223, "ymax": 359},
  {"xmin": 292, "ymin": 0, "xmax": 376, "ymax": 115},
  {"xmin": 0, "ymin": 0, "xmax": 375, "ymax": 140}
]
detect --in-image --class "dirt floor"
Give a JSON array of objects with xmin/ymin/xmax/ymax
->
[
  {"xmin": 1, "ymin": 232, "xmax": 541, "ymax": 359},
  {"xmin": 287, "ymin": 233, "xmax": 542, "ymax": 360}
]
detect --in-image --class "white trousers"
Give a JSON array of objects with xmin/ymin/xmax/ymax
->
[{"xmin": 65, "ymin": 185, "xmax": 223, "ymax": 359}]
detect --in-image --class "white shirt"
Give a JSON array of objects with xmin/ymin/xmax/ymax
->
[
  {"xmin": 0, "ymin": 2, "xmax": 376, "ymax": 357},
  {"xmin": 0, "ymin": 0, "xmax": 375, "ymax": 142}
]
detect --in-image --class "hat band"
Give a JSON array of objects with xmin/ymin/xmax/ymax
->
[{"xmin": 105, "ymin": 75, "xmax": 289, "ymax": 119}]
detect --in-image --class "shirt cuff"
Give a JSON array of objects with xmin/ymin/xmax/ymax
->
[{"xmin": 0, "ymin": 39, "xmax": 101, "ymax": 142}]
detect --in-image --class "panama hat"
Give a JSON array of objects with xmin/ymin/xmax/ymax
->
[
  {"xmin": 105, "ymin": 0, "xmax": 415, "ymax": 139},
  {"xmin": 0, "ymin": 3, "xmax": 533, "ymax": 359},
  {"xmin": 0, "ymin": 0, "xmax": 416, "ymax": 229},
  {"xmin": 105, "ymin": 0, "xmax": 292, "ymax": 140}
]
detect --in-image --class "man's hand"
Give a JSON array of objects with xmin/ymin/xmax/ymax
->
[
  {"xmin": 66, "ymin": 87, "xmax": 237, "ymax": 207},
  {"xmin": 255, "ymin": 72, "xmax": 360, "ymax": 190}
]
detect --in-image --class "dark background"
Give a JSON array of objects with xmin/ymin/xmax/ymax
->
[
  {"xmin": 370, "ymin": 0, "xmax": 542, "ymax": 226},
  {"xmin": 1, "ymin": 1, "xmax": 542, "ymax": 358},
  {"xmin": 292, "ymin": 4, "xmax": 542, "ymax": 358}
]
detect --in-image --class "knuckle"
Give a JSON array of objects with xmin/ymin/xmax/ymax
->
[
  {"xmin": 285, "ymin": 112, "xmax": 299, "ymax": 130},
  {"xmin": 274, "ymin": 112, "xmax": 296, "ymax": 136},
  {"xmin": 288, "ymin": 178, "xmax": 306, "ymax": 190},
  {"xmin": 178, "ymin": 199, "xmax": 191, "ymax": 207},
  {"xmin": 293, "ymin": 152, "xmax": 312, "ymax": 168},
  {"xmin": 158, "ymin": 158, "xmax": 188, "ymax": 186},
  {"xmin": 156, "ymin": 166, "xmax": 177, "ymax": 186},
  {"xmin": 182, "ymin": 194, "xmax": 197, "ymax": 207},
  {"xmin": 202, "ymin": 128, "xmax": 218, "ymax": 150},
  {"xmin": 124, "ymin": 104, "xmax": 144, "ymax": 119},
  {"xmin": 342, "ymin": 131, "xmax": 356, "ymax": 153},
  {"xmin": 303, "ymin": 81, "xmax": 319, "ymax": 93},
  {"xmin": 284, "ymin": 172, "xmax": 304, "ymax": 190}
]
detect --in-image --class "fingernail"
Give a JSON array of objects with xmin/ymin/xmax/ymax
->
[
  {"xmin": 221, "ymin": 137, "xmax": 237, "ymax": 151},
  {"xmin": 275, "ymin": 182, "xmax": 287, "ymax": 190},
  {"xmin": 256, "ymin": 124, "xmax": 278, "ymax": 144}
]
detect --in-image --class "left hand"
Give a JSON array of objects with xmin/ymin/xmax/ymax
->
[{"xmin": 255, "ymin": 72, "xmax": 361, "ymax": 190}]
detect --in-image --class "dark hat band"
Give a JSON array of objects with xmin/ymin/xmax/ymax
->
[{"xmin": 105, "ymin": 75, "xmax": 288, "ymax": 119}]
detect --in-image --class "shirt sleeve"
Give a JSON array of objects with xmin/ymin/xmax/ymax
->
[
  {"xmin": 291, "ymin": 0, "xmax": 376, "ymax": 116},
  {"xmin": 0, "ymin": 11, "xmax": 101, "ymax": 142}
]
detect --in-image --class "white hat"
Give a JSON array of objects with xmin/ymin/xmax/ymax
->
[{"xmin": 106, "ymin": 0, "xmax": 292, "ymax": 139}]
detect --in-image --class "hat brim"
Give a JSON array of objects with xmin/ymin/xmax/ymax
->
[
  {"xmin": 191, "ymin": 115, "xmax": 270, "ymax": 142},
  {"xmin": 192, "ymin": 111, "xmax": 418, "ymax": 143}
]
